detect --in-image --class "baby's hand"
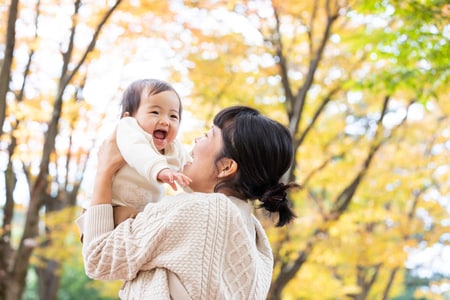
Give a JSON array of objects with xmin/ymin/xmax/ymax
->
[{"xmin": 157, "ymin": 168, "xmax": 192, "ymax": 191}]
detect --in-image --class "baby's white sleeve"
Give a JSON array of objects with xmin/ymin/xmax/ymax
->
[{"xmin": 116, "ymin": 117, "xmax": 169, "ymax": 182}]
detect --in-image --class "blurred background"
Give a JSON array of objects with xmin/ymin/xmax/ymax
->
[{"xmin": 0, "ymin": 0, "xmax": 449, "ymax": 299}]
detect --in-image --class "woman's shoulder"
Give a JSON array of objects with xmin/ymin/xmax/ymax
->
[
  {"xmin": 155, "ymin": 192, "xmax": 233, "ymax": 216},
  {"xmin": 167, "ymin": 191, "xmax": 229, "ymax": 202},
  {"xmin": 141, "ymin": 193, "xmax": 237, "ymax": 237}
]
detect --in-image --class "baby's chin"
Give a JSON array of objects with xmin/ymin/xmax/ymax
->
[{"xmin": 153, "ymin": 141, "xmax": 168, "ymax": 152}]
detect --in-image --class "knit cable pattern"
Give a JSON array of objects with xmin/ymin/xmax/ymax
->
[{"xmin": 82, "ymin": 193, "xmax": 273, "ymax": 299}]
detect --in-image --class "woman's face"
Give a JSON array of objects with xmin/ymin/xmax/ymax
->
[{"xmin": 183, "ymin": 126, "xmax": 223, "ymax": 193}]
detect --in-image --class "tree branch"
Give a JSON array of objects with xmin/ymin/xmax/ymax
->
[{"xmin": 0, "ymin": 0, "xmax": 19, "ymax": 138}]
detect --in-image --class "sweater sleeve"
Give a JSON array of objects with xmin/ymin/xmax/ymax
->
[
  {"xmin": 82, "ymin": 193, "xmax": 218, "ymax": 282},
  {"xmin": 116, "ymin": 117, "xmax": 170, "ymax": 182},
  {"xmin": 82, "ymin": 201, "xmax": 170, "ymax": 281}
]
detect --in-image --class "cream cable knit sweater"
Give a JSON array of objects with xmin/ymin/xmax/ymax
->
[{"xmin": 82, "ymin": 192, "xmax": 274, "ymax": 299}]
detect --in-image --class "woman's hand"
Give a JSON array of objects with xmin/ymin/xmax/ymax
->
[
  {"xmin": 90, "ymin": 130, "xmax": 125, "ymax": 206},
  {"xmin": 96, "ymin": 131, "xmax": 126, "ymax": 177}
]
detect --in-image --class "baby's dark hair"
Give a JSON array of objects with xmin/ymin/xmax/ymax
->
[
  {"xmin": 213, "ymin": 106, "xmax": 298, "ymax": 227},
  {"xmin": 119, "ymin": 79, "xmax": 182, "ymax": 118}
]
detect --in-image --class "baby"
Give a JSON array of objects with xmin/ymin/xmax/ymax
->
[{"xmin": 77, "ymin": 78, "xmax": 191, "ymax": 232}]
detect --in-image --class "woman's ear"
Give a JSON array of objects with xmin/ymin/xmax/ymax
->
[{"xmin": 218, "ymin": 158, "xmax": 238, "ymax": 178}]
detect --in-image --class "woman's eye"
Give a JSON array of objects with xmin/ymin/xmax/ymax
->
[{"xmin": 203, "ymin": 132, "xmax": 208, "ymax": 137}]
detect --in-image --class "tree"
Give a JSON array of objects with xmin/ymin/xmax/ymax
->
[
  {"xmin": 0, "ymin": 1, "xmax": 122, "ymax": 299},
  {"xmin": 168, "ymin": 0, "xmax": 449, "ymax": 298},
  {"xmin": 0, "ymin": 1, "xmax": 191, "ymax": 298},
  {"xmin": 2, "ymin": 0, "xmax": 447, "ymax": 299}
]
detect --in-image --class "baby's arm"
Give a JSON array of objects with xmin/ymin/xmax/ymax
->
[
  {"xmin": 157, "ymin": 168, "xmax": 192, "ymax": 191},
  {"xmin": 116, "ymin": 117, "xmax": 167, "ymax": 181},
  {"xmin": 118, "ymin": 117, "xmax": 192, "ymax": 190}
]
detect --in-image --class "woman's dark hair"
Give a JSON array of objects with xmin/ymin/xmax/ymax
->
[
  {"xmin": 120, "ymin": 79, "xmax": 182, "ymax": 118},
  {"xmin": 213, "ymin": 106, "xmax": 298, "ymax": 227}
]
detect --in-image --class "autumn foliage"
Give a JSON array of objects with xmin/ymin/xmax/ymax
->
[{"xmin": 0, "ymin": 0, "xmax": 448, "ymax": 299}]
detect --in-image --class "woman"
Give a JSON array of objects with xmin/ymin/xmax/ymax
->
[{"xmin": 82, "ymin": 106, "xmax": 298, "ymax": 299}]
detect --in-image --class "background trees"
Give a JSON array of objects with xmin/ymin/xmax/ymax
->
[
  {"xmin": 0, "ymin": 0, "xmax": 448, "ymax": 299},
  {"xmin": 171, "ymin": 1, "xmax": 449, "ymax": 299},
  {"xmin": 0, "ymin": 1, "xmax": 126, "ymax": 299}
]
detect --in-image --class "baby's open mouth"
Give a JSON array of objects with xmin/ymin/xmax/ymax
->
[{"xmin": 153, "ymin": 130, "xmax": 167, "ymax": 140}]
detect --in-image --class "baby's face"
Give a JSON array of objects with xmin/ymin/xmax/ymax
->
[{"xmin": 134, "ymin": 90, "xmax": 181, "ymax": 152}]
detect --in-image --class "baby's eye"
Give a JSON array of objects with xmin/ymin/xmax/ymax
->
[
  {"xmin": 170, "ymin": 114, "xmax": 179, "ymax": 120},
  {"xmin": 150, "ymin": 111, "xmax": 159, "ymax": 115}
]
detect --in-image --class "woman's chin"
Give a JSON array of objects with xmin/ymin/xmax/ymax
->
[
  {"xmin": 182, "ymin": 162, "xmax": 192, "ymax": 174},
  {"xmin": 182, "ymin": 186, "xmax": 194, "ymax": 193}
]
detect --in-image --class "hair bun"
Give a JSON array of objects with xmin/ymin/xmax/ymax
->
[
  {"xmin": 259, "ymin": 182, "xmax": 299, "ymax": 226},
  {"xmin": 260, "ymin": 183, "xmax": 288, "ymax": 212}
]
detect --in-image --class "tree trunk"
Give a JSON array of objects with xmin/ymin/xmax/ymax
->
[
  {"xmin": 0, "ymin": 2, "xmax": 20, "ymax": 297},
  {"xmin": 36, "ymin": 260, "xmax": 59, "ymax": 300},
  {"xmin": 9, "ymin": 182, "xmax": 46, "ymax": 299},
  {"xmin": 381, "ymin": 268, "xmax": 398, "ymax": 300},
  {"xmin": 0, "ymin": 0, "xmax": 19, "ymax": 138}
]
